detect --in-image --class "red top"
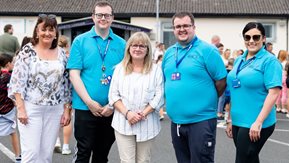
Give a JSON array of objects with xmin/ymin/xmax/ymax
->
[{"xmin": 0, "ymin": 69, "xmax": 14, "ymax": 114}]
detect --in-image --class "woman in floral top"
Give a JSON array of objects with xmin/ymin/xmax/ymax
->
[{"xmin": 8, "ymin": 14, "xmax": 71, "ymax": 163}]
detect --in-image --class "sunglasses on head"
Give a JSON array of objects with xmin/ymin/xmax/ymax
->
[
  {"xmin": 38, "ymin": 14, "xmax": 56, "ymax": 19},
  {"xmin": 243, "ymin": 35, "xmax": 262, "ymax": 42}
]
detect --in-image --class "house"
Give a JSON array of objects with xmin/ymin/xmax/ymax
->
[{"xmin": 0, "ymin": 0, "xmax": 288, "ymax": 54}]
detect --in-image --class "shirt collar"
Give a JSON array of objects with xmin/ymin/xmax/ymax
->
[
  {"xmin": 241, "ymin": 46, "xmax": 266, "ymax": 61},
  {"xmin": 89, "ymin": 26, "xmax": 114, "ymax": 40},
  {"xmin": 174, "ymin": 35, "xmax": 198, "ymax": 49}
]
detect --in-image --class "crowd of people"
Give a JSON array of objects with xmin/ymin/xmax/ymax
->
[{"xmin": 0, "ymin": 1, "xmax": 287, "ymax": 163}]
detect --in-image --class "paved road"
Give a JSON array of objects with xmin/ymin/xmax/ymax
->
[{"xmin": 1, "ymin": 113, "xmax": 289, "ymax": 163}]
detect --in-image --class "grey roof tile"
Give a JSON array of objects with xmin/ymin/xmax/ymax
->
[{"xmin": 0, "ymin": 0, "xmax": 288, "ymax": 17}]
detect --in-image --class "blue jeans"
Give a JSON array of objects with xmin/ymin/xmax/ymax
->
[
  {"xmin": 217, "ymin": 93, "xmax": 226, "ymax": 113},
  {"xmin": 171, "ymin": 118, "xmax": 217, "ymax": 163}
]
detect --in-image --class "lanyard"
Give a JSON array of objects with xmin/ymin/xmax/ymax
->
[
  {"xmin": 96, "ymin": 39, "xmax": 111, "ymax": 62},
  {"xmin": 174, "ymin": 37, "xmax": 197, "ymax": 69},
  {"xmin": 236, "ymin": 57, "xmax": 255, "ymax": 76}
]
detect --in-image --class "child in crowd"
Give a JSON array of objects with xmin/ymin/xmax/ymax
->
[{"xmin": 0, "ymin": 53, "xmax": 21, "ymax": 163}]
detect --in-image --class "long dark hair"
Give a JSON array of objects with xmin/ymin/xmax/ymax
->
[{"xmin": 31, "ymin": 14, "xmax": 59, "ymax": 49}]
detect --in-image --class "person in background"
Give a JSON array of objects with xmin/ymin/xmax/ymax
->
[
  {"xmin": 20, "ymin": 36, "xmax": 32, "ymax": 48},
  {"xmin": 226, "ymin": 22, "xmax": 282, "ymax": 163},
  {"xmin": 285, "ymin": 61, "xmax": 289, "ymax": 118},
  {"xmin": 238, "ymin": 49, "xmax": 244, "ymax": 56},
  {"xmin": 276, "ymin": 50, "xmax": 288, "ymax": 114},
  {"xmin": 67, "ymin": 1, "xmax": 126, "ymax": 162},
  {"xmin": 222, "ymin": 49, "xmax": 231, "ymax": 67},
  {"xmin": 0, "ymin": 24, "xmax": 20, "ymax": 56},
  {"xmin": 216, "ymin": 42, "xmax": 226, "ymax": 120},
  {"xmin": 0, "ymin": 53, "xmax": 21, "ymax": 163},
  {"xmin": 232, "ymin": 49, "xmax": 244, "ymax": 59},
  {"xmin": 54, "ymin": 35, "xmax": 73, "ymax": 155},
  {"xmin": 109, "ymin": 31, "xmax": 164, "ymax": 163},
  {"xmin": 58, "ymin": 35, "xmax": 70, "ymax": 57},
  {"xmin": 266, "ymin": 42, "xmax": 274, "ymax": 55},
  {"xmin": 153, "ymin": 42, "xmax": 165, "ymax": 63},
  {"xmin": 216, "ymin": 42, "xmax": 224, "ymax": 55},
  {"xmin": 211, "ymin": 35, "xmax": 221, "ymax": 46},
  {"xmin": 15, "ymin": 36, "xmax": 32, "ymax": 56},
  {"xmin": 224, "ymin": 58, "xmax": 235, "ymax": 124},
  {"xmin": 162, "ymin": 12, "xmax": 227, "ymax": 163},
  {"xmin": 8, "ymin": 14, "xmax": 71, "ymax": 163},
  {"xmin": 156, "ymin": 54, "xmax": 165, "ymax": 120}
]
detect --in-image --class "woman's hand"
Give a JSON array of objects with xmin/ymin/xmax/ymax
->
[
  {"xmin": 15, "ymin": 93, "xmax": 28, "ymax": 125},
  {"xmin": 17, "ymin": 105, "xmax": 28, "ymax": 125},
  {"xmin": 225, "ymin": 122, "xmax": 233, "ymax": 138},
  {"xmin": 60, "ymin": 108, "xmax": 71, "ymax": 127},
  {"xmin": 101, "ymin": 105, "xmax": 114, "ymax": 117},
  {"xmin": 249, "ymin": 121, "xmax": 262, "ymax": 142},
  {"xmin": 127, "ymin": 111, "xmax": 143, "ymax": 125}
]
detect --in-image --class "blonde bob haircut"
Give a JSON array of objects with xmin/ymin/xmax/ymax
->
[{"xmin": 122, "ymin": 32, "xmax": 153, "ymax": 75}]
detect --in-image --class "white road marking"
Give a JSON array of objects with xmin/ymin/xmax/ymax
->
[
  {"xmin": 268, "ymin": 139, "xmax": 289, "ymax": 147},
  {"xmin": 277, "ymin": 118, "xmax": 289, "ymax": 122},
  {"xmin": 274, "ymin": 129, "xmax": 289, "ymax": 132},
  {"xmin": 0, "ymin": 142, "xmax": 14, "ymax": 160}
]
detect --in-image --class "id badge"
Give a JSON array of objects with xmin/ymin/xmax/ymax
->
[
  {"xmin": 171, "ymin": 72, "xmax": 181, "ymax": 81},
  {"xmin": 232, "ymin": 78, "xmax": 241, "ymax": 88}
]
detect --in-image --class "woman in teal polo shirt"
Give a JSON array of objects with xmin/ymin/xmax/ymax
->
[{"xmin": 226, "ymin": 22, "xmax": 282, "ymax": 163}]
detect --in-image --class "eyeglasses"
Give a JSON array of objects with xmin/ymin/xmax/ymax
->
[
  {"xmin": 130, "ymin": 44, "xmax": 147, "ymax": 50},
  {"xmin": 38, "ymin": 14, "xmax": 56, "ymax": 19},
  {"xmin": 243, "ymin": 35, "xmax": 262, "ymax": 42},
  {"xmin": 173, "ymin": 24, "xmax": 193, "ymax": 30},
  {"xmin": 94, "ymin": 13, "xmax": 113, "ymax": 20}
]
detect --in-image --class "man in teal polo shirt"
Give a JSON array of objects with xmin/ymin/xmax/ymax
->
[
  {"xmin": 162, "ymin": 12, "xmax": 227, "ymax": 163},
  {"xmin": 67, "ymin": 1, "xmax": 125, "ymax": 163}
]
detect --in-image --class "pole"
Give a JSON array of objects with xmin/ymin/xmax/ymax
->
[{"xmin": 156, "ymin": 0, "xmax": 159, "ymax": 42}]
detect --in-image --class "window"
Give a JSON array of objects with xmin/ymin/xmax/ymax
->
[
  {"xmin": 261, "ymin": 23, "xmax": 276, "ymax": 42},
  {"xmin": 161, "ymin": 22, "xmax": 176, "ymax": 48}
]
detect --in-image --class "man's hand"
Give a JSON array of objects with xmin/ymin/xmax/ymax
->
[{"xmin": 86, "ymin": 100, "xmax": 103, "ymax": 117}]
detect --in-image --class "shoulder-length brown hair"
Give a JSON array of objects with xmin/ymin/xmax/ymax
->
[
  {"xmin": 31, "ymin": 14, "xmax": 59, "ymax": 49},
  {"xmin": 278, "ymin": 50, "xmax": 288, "ymax": 62},
  {"xmin": 122, "ymin": 32, "xmax": 153, "ymax": 75}
]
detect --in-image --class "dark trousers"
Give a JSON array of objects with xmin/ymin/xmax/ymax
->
[
  {"xmin": 232, "ymin": 124, "xmax": 275, "ymax": 163},
  {"xmin": 171, "ymin": 118, "xmax": 217, "ymax": 163},
  {"xmin": 73, "ymin": 109, "xmax": 115, "ymax": 163}
]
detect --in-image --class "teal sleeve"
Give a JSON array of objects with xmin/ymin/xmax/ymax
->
[
  {"xmin": 204, "ymin": 47, "xmax": 227, "ymax": 81},
  {"xmin": 264, "ymin": 58, "xmax": 282, "ymax": 89},
  {"xmin": 67, "ymin": 38, "xmax": 83, "ymax": 70}
]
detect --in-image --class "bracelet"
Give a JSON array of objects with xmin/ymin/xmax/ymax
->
[
  {"xmin": 125, "ymin": 110, "xmax": 131, "ymax": 120},
  {"xmin": 64, "ymin": 103, "xmax": 72, "ymax": 110}
]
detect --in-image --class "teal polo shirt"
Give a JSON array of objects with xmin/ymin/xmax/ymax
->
[
  {"xmin": 67, "ymin": 26, "xmax": 126, "ymax": 110},
  {"xmin": 227, "ymin": 47, "xmax": 282, "ymax": 128},
  {"xmin": 162, "ymin": 36, "xmax": 227, "ymax": 124}
]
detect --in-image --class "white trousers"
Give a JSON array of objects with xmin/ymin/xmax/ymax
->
[
  {"xmin": 115, "ymin": 130, "xmax": 154, "ymax": 163},
  {"xmin": 18, "ymin": 101, "xmax": 63, "ymax": 163}
]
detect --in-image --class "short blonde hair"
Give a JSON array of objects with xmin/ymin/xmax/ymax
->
[{"xmin": 122, "ymin": 32, "xmax": 153, "ymax": 75}]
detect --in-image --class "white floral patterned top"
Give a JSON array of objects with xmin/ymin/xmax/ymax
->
[{"xmin": 8, "ymin": 43, "xmax": 71, "ymax": 105}]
